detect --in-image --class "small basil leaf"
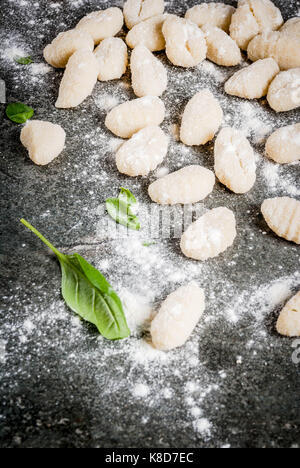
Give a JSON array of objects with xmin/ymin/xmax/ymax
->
[
  {"xmin": 143, "ymin": 242, "xmax": 156, "ymax": 247},
  {"xmin": 15, "ymin": 56, "xmax": 33, "ymax": 65},
  {"xmin": 106, "ymin": 198, "xmax": 141, "ymax": 231},
  {"xmin": 119, "ymin": 187, "xmax": 137, "ymax": 206},
  {"xmin": 20, "ymin": 219, "xmax": 130, "ymax": 340},
  {"xmin": 6, "ymin": 102, "xmax": 34, "ymax": 124}
]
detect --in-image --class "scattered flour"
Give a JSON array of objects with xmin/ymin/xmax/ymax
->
[
  {"xmin": 262, "ymin": 160, "xmax": 300, "ymax": 196},
  {"xmin": 119, "ymin": 289, "xmax": 153, "ymax": 336},
  {"xmin": 0, "ymin": 340, "xmax": 7, "ymax": 364},
  {"xmin": 193, "ymin": 418, "xmax": 212, "ymax": 438},
  {"xmin": 132, "ymin": 383, "xmax": 150, "ymax": 398},
  {"xmin": 94, "ymin": 94, "xmax": 122, "ymax": 111}
]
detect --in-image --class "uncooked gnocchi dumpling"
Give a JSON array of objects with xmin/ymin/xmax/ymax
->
[
  {"xmin": 214, "ymin": 128, "xmax": 256, "ymax": 194},
  {"xmin": 105, "ymin": 96, "xmax": 165, "ymax": 138},
  {"xmin": 162, "ymin": 16, "xmax": 207, "ymax": 68},
  {"xmin": 230, "ymin": 0, "xmax": 283, "ymax": 50},
  {"xmin": 130, "ymin": 45, "xmax": 167, "ymax": 97},
  {"xmin": 266, "ymin": 124, "xmax": 300, "ymax": 164},
  {"xmin": 277, "ymin": 291, "xmax": 300, "ymax": 337},
  {"xmin": 116, "ymin": 125, "xmax": 168, "ymax": 176},
  {"xmin": 247, "ymin": 32, "xmax": 300, "ymax": 70},
  {"xmin": 94, "ymin": 38, "xmax": 128, "ymax": 81},
  {"xmin": 185, "ymin": 2, "xmax": 235, "ymax": 32},
  {"xmin": 76, "ymin": 7, "xmax": 123, "ymax": 45},
  {"xmin": 261, "ymin": 197, "xmax": 300, "ymax": 244},
  {"xmin": 180, "ymin": 89, "xmax": 223, "ymax": 146},
  {"xmin": 280, "ymin": 17, "xmax": 300, "ymax": 38},
  {"xmin": 148, "ymin": 165, "xmax": 215, "ymax": 205},
  {"xmin": 20, "ymin": 120, "xmax": 66, "ymax": 166},
  {"xmin": 202, "ymin": 25, "xmax": 242, "ymax": 67},
  {"xmin": 267, "ymin": 68, "xmax": 300, "ymax": 112},
  {"xmin": 126, "ymin": 14, "xmax": 171, "ymax": 51},
  {"xmin": 43, "ymin": 29, "xmax": 94, "ymax": 68},
  {"xmin": 181, "ymin": 207, "xmax": 237, "ymax": 261},
  {"xmin": 225, "ymin": 58, "xmax": 279, "ymax": 99},
  {"xmin": 124, "ymin": 0, "xmax": 165, "ymax": 29},
  {"xmin": 151, "ymin": 282, "xmax": 205, "ymax": 351},
  {"xmin": 55, "ymin": 50, "xmax": 99, "ymax": 108}
]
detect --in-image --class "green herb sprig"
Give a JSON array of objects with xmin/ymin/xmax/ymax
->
[
  {"xmin": 6, "ymin": 102, "xmax": 34, "ymax": 124},
  {"xmin": 14, "ymin": 56, "xmax": 33, "ymax": 65},
  {"xmin": 106, "ymin": 188, "xmax": 140, "ymax": 231}
]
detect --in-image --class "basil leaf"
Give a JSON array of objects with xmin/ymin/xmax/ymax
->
[
  {"xmin": 6, "ymin": 102, "xmax": 34, "ymax": 124},
  {"xmin": 106, "ymin": 198, "xmax": 141, "ymax": 231},
  {"xmin": 119, "ymin": 187, "xmax": 137, "ymax": 206},
  {"xmin": 15, "ymin": 56, "xmax": 33, "ymax": 65},
  {"xmin": 143, "ymin": 242, "xmax": 156, "ymax": 247},
  {"xmin": 20, "ymin": 219, "xmax": 130, "ymax": 340}
]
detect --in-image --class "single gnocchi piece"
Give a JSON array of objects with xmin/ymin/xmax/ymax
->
[
  {"xmin": 225, "ymin": 58, "xmax": 279, "ymax": 99},
  {"xmin": 130, "ymin": 45, "xmax": 167, "ymax": 97},
  {"xmin": 261, "ymin": 197, "xmax": 300, "ymax": 244},
  {"xmin": 247, "ymin": 31, "xmax": 300, "ymax": 70},
  {"xmin": 185, "ymin": 2, "xmax": 235, "ymax": 32},
  {"xmin": 202, "ymin": 25, "xmax": 242, "ymax": 67},
  {"xmin": 105, "ymin": 96, "xmax": 165, "ymax": 138},
  {"xmin": 94, "ymin": 38, "xmax": 128, "ymax": 81},
  {"xmin": 76, "ymin": 7, "xmax": 124, "ymax": 45},
  {"xmin": 214, "ymin": 128, "xmax": 256, "ymax": 194},
  {"xmin": 55, "ymin": 50, "xmax": 99, "ymax": 108},
  {"xmin": 267, "ymin": 68, "xmax": 300, "ymax": 112},
  {"xmin": 124, "ymin": 0, "xmax": 165, "ymax": 29},
  {"xmin": 150, "ymin": 282, "xmax": 205, "ymax": 351},
  {"xmin": 180, "ymin": 89, "xmax": 223, "ymax": 146},
  {"xmin": 230, "ymin": 0, "xmax": 283, "ymax": 51},
  {"xmin": 162, "ymin": 16, "xmax": 207, "ymax": 68},
  {"xmin": 116, "ymin": 125, "xmax": 168, "ymax": 176},
  {"xmin": 43, "ymin": 29, "xmax": 94, "ymax": 68},
  {"xmin": 181, "ymin": 207, "xmax": 237, "ymax": 261},
  {"xmin": 280, "ymin": 17, "xmax": 300, "ymax": 38},
  {"xmin": 276, "ymin": 291, "xmax": 300, "ymax": 337},
  {"xmin": 20, "ymin": 120, "xmax": 66, "ymax": 166},
  {"xmin": 126, "ymin": 14, "xmax": 171, "ymax": 51},
  {"xmin": 266, "ymin": 124, "xmax": 300, "ymax": 164},
  {"xmin": 148, "ymin": 165, "xmax": 215, "ymax": 205}
]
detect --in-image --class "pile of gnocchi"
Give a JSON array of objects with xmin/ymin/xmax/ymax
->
[{"xmin": 20, "ymin": 0, "xmax": 300, "ymax": 350}]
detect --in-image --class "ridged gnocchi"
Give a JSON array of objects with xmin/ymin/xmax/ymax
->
[
  {"xmin": 55, "ymin": 50, "xmax": 99, "ymax": 108},
  {"xmin": 180, "ymin": 207, "xmax": 237, "ymax": 261},
  {"xmin": 116, "ymin": 125, "xmax": 168, "ymax": 177},
  {"xmin": 180, "ymin": 89, "xmax": 223, "ymax": 146},
  {"xmin": 277, "ymin": 291, "xmax": 300, "ymax": 337},
  {"xmin": 105, "ymin": 96, "xmax": 165, "ymax": 138},
  {"xmin": 76, "ymin": 7, "xmax": 123, "ymax": 45},
  {"xmin": 130, "ymin": 45, "xmax": 167, "ymax": 97},
  {"xmin": 225, "ymin": 58, "xmax": 279, "ymax": 99},
  {"xmin": 267, "ymin": 68, "xmax": 300, "ymax": 112},
  {"xmin": 126, "ymin": 14, "xmax": 170, "ymax": 51},
  {"xmin": 266, "ymin": 124, "xmax": 300, "ymax": 164},
  {"xmin": 162, "ymin": 16, "xmax": 207, "ymax": 68},
  {"xmin": 124, "ymin": 0, "xmax": 165, "ymax": 29},
  {"xmin": 43, "ymin": 29, "xmax": 94, "ymax": 68},
  {"xmin": 148, "ymin": 165, "xmax": 215, "ymax": 205},
  {"xmin": 20, "ymin": 120, "xmax": 66, "ymax": 166},
  {"xmin": 185, "ymin": 3, "xmax": 235, "ymax": 33},
  {"xmin": 214, "ymin": 128, "xmax": 256, "ymax": 194},
  {"xmin": 261, "ymin": 197, "xmax": 300, "ymax": 244},
  {"xmin": 94, "ymin": 38, "xmax": 128, "ymax": 81},
  {"xmin": 202, "ymin": 25, "xmax": 242, "ymax": 67}
]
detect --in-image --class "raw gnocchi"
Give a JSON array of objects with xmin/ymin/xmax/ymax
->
[
  {"xmin": 181, "ymin": 207, "xmax": 237, "ymax": 261},
  {"xmin": 180, "ymin": 89, "xmax": 223, "ymax": 146},
  {"xmin": 130, "ymin": 45, "xmax": 167, "ymax": 97},
  {"xmin": 150, "ymin": 282, "xmax": 205, "ymax": 351},
  {"xmin": 202, "ymin": 25, "xmax": 242, "ymax": 67},
  {"xmin": 230, "ymin": 0, "xmax": 283, "ymax": 51},
  {"xmin": 225, "ymin": 58, "xmax": 279, "ymax": 100},
  {"xmin": 148, "ymin": 165, "xmax": 215, "ymax": 205},
  {"xmin": 55, "ymin": 50, "xmax": 99, "ymax": 109},
  {"xmin": 126, "ymin": 14, "xmax": 171, "ymax": 51},
  {"xmin": 20, "ymin": 120, "xmax": 66, "ymax": 166},
  {"xmin": 43, "ymin": 29, "xmax": 94, "ymax": 68},
  {"xmin": 280, "ymin": 17, "xmax": 300, "ymax": 38},
  {"xmin": 162, "ymin": 16, "xmax": 207, "ymax": 68},
  {"xmin": 94, "ymin": 38, "xmax": 128, "ymax": 81},
  {"xmin": 76, "ymin": 7, "xmax": 123, "ymax": 45},
  {"xmin": 185, "ymin": 3, "xmax": 235, "ymax": 33},
  {"xmin": 247, "ymin": 31, "xmax": 300, "ymax": 70},
  {"xmin": 105, "ymin": 96, "xmax": 165, "ymax": 138},
  {"xmin": 276, "ymin": 291, "xmax": 300, "ymax": 337},
  {"xmin": 261, "ymin": 197, "xmax": 300, "ymax": 244},
  {"xmin": 214, "ymin": 128, "xmax": 256, "ymax": 194},
  {"xmin": 123, "ymin": 0, "xmax": 165, "ymax": 29},
  {"xmin": 266, "ymin": 123, "xmax": 300, "ymax": 164},
  {"xmin": 116, "ymin": 125, "xmax": 168, "ymax": 176},
  {"xmin": 267, "ymin": 68, "xmax": 300, "ymax": 112}
]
